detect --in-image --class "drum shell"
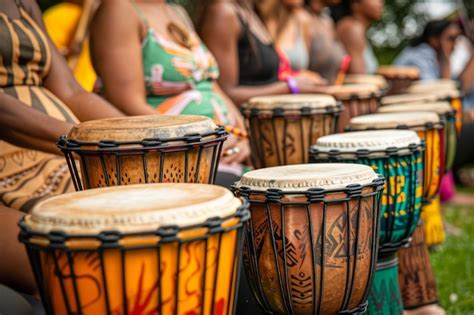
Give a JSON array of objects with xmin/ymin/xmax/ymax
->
[
  {"xmin": 366, "ymin": 255, "xmax": 403, "ymax": 315},
  {"xmin": 234, "ymin": 181, "xmax": 383, "ymax": 315},
  {"xmin": 336, "ymin": 95, "xmax": 380, "ymax": 133},
  {"xmin": 310, "ymin": 147, "xmax": 424, "ymax": 253},
  {"xmin": 242, "ymin": 108, "xmax": 339, "ymax": 168},
  {"xmin": 19, "ymin": 209, "xmax": 249, "ymax": 315},
  {"xmin": 57, "ymin": 131, "xmax": 226, "ymax": 190},
  {"xmin": 397, "ymin": 223, "xmax": 439, "ymax": 309}
]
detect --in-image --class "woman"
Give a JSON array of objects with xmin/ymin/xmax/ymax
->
[
  {"xmin": 330, "ymin": 0, "xmax": 383, "ymax": 74},
  {"xmin": 90, "ymin": 0, "xmax": 249, "ymax": 167},
  {"xmin": 305, "ymin": 0, "xmax": 346, "ymax": 83},
  {"xmin": 199, "ymin": 0, "xmax": 327, "ymax": 107},
  {"xmin": 0, "ymin": 0, "xmax": 123, "ymax": 212}
]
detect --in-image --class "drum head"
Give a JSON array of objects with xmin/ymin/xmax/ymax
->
[
  {"xmin": 325, "ymin": 83, "xmax": 381, "ymax": 99},
  {"xmin": 408, "ymin": 79, "xmax": 458, "ymax": 93},
  {"xmin": 243, "ymin": 94, "xmax": 337, "ymax": 110},
  {"xmin": 349, "ymin": 112, "xmax": 440, "ymax": 130},
  {"xmin": 68, "ymin": 115, "xmax": 218, "ymax": 142},
  {"xmin": 378, "ymin": 102, "xmax": 454, "ymax": 116},
  {"xmin": 343, "ymin": 74, "xmax": 388, "ymax": 90},
  {"xmin": 381, "ymin": 93, "xmax": 438, "ymax": 105},
  {"xmin": 235, "ymin": 163, "xmax": 378, "ymax": 191},
  {"xmin": 376, "ymin": 66, "xmax": 420, "ymax": 79},
  {"xmin": 312, "ymin": 130, "xmax": 421, "ymax": 152},
  {"xmin": 24, "ymin": 184, "xmax": 241, "ymax": 234}
]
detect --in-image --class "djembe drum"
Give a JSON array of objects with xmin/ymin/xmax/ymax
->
[
  {"xmin": 343, "ymin": 74, "xmax": 388, "ymax": 94},
  {"xmin": 233, "ymin": 163, "xmax": 385, "ymax": 314},
  {"xmin": 324, "ymin": 84, "xmax": 381, "ymax": 133},
  {"xmin": 347, "ymin": 112, "xmax": 444, "ymax": 202},
  {"xmin": 19, "ymin": 183, "xmax": 250, "ymax": 315},
  {"xmin": 310, "ymin": 130, "xmax": 424, "ymax": 315},
  {"xmin": 241, "ymin": 94, "xmax": 342, "ymax": 168},
  {"xmin": 377, "ymin": 102, "xmax": 456, "ymax": 247},
  {"xmin": 57, "ymin": 115, "xmax": 228, "ymax": 190},
  {"xmin": 347, "ymin": 113, "xmax": 443, "ymax": 311},
  {"xmin": 376, "ymin": 66, "xmax": 420, "ymax": 95}
]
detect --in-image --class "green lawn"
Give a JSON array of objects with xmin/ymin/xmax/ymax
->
[{"xmin": 431, "ymin": 195, "xmax": 474, "ymax": 314}]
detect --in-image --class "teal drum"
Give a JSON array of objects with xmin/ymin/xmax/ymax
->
[
  {"xmin": 310, "ymin": 130, "xmax": 424, "ymax": 254},
  {"xmin": 367, "ymin": 255, "xmax": 403, "ymax": 315}
]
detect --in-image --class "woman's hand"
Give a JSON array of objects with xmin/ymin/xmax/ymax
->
[
  {"xmin": 221, "ymin": 135, "xmax": 251, "ymax": 165},
  {"xmin": 292, "ymin": 71, "xmax": 328, "ymax": 94}
]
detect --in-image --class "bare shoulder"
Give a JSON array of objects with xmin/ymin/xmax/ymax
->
[
  {"xmin": 336, "ymin": 17, "xmax": 365, "ymax": 39},
  {"xmin": 202, "ymin": 1, "xmax": 240, "ymax": 33}
]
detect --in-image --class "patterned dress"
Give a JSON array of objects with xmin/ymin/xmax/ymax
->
[{"xmin": 0, "ymin": 3, "xmax": 77, "ymax": 211}]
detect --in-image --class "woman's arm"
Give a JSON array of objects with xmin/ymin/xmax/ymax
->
[
  {"xmin": 337, "ymin": 21, "xmax": 367, "ymax": 74},
  {"xmin": 0, "ymin": 93, "xmax": 73, "ymax": 155},
  {"xmin": 23, "ymin": 0, "xmax": 124, "ymax": 121},
  {"xmin": 89, "ymin": 0, "xmax": 157, "ymax": 116},
  {"xmin": 458, "ymin": 53, "xmax": 474, "ymax": 94}
]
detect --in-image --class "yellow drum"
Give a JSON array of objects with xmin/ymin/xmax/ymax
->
[
  {"xmin": 376, "ymin": 66, "xmax": 420, "ymax": 95},
  {"xmin": 325, "ymin": 84, "xmax": 381, "ymax": 133},
  {"xmin": 19, "ymin": 184, "xmax": 250, "ymax": 315},
  {"xmin": 57, "ymin": 115, "xmax": 228, "ymax": 190},
  {"xmin": 241, "ymin": 94, "xmax": 342, "ymax": 168},
  {"xmin": 344, "ymin": 74, "xmax": 389, "ymax": 93},
  {"xmin": 348, "ymin": 112, "xmax": 444, "ymax": 202}
]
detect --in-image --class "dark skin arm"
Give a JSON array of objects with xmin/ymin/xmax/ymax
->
[
  {"xmin": 0, "ymin": 94, "xmax": 73, "ymax": 154},
  {"xmin": 337, "ymin": 19, "xmax": 367, "ymax": 74},
  {"xmin": 22, "ymin": 0, "xmax": 124, "ymax": 121},
  {"xmin": 459, "ymin": 52, "xmax": 474, "ymax": 94},
  {"xmin": 0, "ymin": 206, "xmax": 37, "ymax": 296},
  {"xmin": 90, "ymin": 0, "xmax": 157, "ymax": 115}
]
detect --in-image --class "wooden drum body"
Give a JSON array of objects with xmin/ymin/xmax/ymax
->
[
  {"xmin": 241, "ymin": 95, "xmax": 342, "ymax": 168},
  {"xmin": 57, "ymin": 115, "xmax": 228, "ymax": 190},
  {"xmin": 348, "ymin": 112, "xmax": 444, "ymax": 202},
  {"xmin": 343, "ymin": 74, "xmax": 389, "ymax": 95},
  {"xmin": 325, "ymin": 84, "xmax": 381, "ymax": 133},
  {"xmin": 310, "ymin": 130, "xmax": 424, "ymax": 253},
  {"xmin": 233, "ymin": 164, "xmax": 384, "ymax": 314},
  {"xmin": 376, "ymin": 66, "xmax": 420, "ymax": 95},
  {"xmin": 19, "ymin": 184, "xmax": 250, "ymax": 315}
]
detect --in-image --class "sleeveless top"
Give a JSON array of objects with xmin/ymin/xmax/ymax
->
[
  {"xmin": 281, "ymin": 20, "xmax": 309, "ymax": 71},
  {"xmin": 0, "ymin": 2, "xmax": 77, "ymax": 211},
  {"xmin": 236, "ymin": 13, "xmax": 280, "ymax": 86},
  {"xmin": 131, "ymin": 2, "xmax": 230, "ymax": 125}
]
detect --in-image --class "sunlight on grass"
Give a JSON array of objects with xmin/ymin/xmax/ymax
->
[{"xmin": 431, "ymin": 201, "xmax": 474, "ymax": 314}]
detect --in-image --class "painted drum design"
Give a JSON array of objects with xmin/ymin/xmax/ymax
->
[
  {"xmin": 241, "ymin": 94, "xmax": 342, "ymax": 168},
  {"xmin": 19, "ymin": 184, "xmax": 250, "ymax": 315},
  {"xmin": 233, "ymin": 164, "xmax": 385, "ymax": 315},
  {"xmin": 57, "ymin": 115, "xmax": 228, "ymax": 190}
]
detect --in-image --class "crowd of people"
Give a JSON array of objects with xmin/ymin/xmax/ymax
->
[{"xmin": 0, "ymin": 0, "xmax": 473, "ymax": 313}]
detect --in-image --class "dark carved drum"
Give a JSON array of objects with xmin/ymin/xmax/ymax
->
[
  {"xmin": 241, "ymin": 94, "xmax": 342, "ymax": 168},
  {"xmin": 233, "ymin": 164, "xmax": 384, "ymax": 314},
  {"xmin": 19, "ymin": 183, "xmax": 250, "ymax": 315},
  {"xmin": 57, "ymin": 115, "xmax": 227, "ymax": 190},
  {"xmin": 376, "ymin": 66, "xmax": 420, "ymax": 95}
]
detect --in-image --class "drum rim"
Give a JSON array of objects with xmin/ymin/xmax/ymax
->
[
  {"xmin": 376, "ymin": 66, "xmax": 420, "ymax": 79},
  {"xmin": 378, "ymin": 102, "xmax": 456, "ymax": 118},
  {"xmin": 347, "ymin": 112, "xmax": 443, "ymax": 131},
  {"xmin": 325, "ymin": 83, "xmax": 383, "ymax": 99},
  {"xmin": 310, "ymin": 141, "xmax": 425, "ymax": 159},
  {"xmin": 19, "ymin": 200, "xmax": 250, "ymax": 249},
  {"xmin": 243, "ymin": 94, "xmax": 340, "ymax": 110}
]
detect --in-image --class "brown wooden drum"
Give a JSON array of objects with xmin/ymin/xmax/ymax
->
[
  {"xmin": 241, "ymin": 94, "xmax": 342, "ymax": 168},
  {"xmin": 343, "ymin": 74, "xmax": 388, "ymax": 93},
  {"xmin": 19, "ymin": 183, "xmax": 250, "ymax": 315},
  {"xmin": 325, "ymin": 84, "xmax": 381, "ymax": 133},
  {"xmin": 376, "ymin": 66, "xmax": 420, "ymax": 95},
  {"xmin": 233, "ymin": 164, "xmax": 385, "ymax": 314},
  {"xmin": 57, "ymin": 115, "xmax": 227, "ymax": 190}
]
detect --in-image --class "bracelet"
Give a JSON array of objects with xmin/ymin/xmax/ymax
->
[{"xmin": 286, "ymin": 77, "xmax": 300, "ymax": 94}]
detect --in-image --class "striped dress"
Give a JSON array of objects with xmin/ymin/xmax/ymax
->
[{"xmin": 0, "ymin": 3, "xmax": 78, "ymax": 212}]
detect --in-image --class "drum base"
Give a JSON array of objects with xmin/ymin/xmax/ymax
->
[{"xmin": 366, "ymin": 254, "xmax": 403, "ymax": 315}]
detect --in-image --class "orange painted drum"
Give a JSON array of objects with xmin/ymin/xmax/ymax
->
[
  {"xmin": 325, "ymin": 84, "xmax": 382, "ymax": 133},
  {"xmin": 348, "ymin": 112, "xmax": 444, "ymax": 202},
  {"xmin": 241, "ymin": 94, "xmax": 342, "ymax": 168},
  {"xmin": 233, "ymin": 164, "xmax": 385, "ymax": 314},
  {"xmin": 57, "ymin": 115, "xmax": 228, "ymax": 190},
  {"xmin": 19, "ymin": 184, "xmax": 250, "ymax": 315}
]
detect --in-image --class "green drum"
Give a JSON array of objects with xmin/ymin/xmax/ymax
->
[
  {"xmin": 366, "ymin": 255, "xmax": 403, "ymax": 315},
  {"xmin": 378, "ymin": 101, "xmax": 456, "ymax": 172},
  {"xmin": 310, "ymin": 130, "xmax": 424, "ymax": 253}
]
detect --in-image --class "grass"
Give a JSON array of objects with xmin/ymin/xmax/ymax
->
[{"xmin": 431, "ymin": 190, "xmax": 474, "ymax": 314}]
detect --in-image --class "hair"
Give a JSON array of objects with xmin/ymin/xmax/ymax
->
[
  {"xmin": 410, "ymin": 19, "xmax": 454, "ymax": 47},
  {"xmin": 329, "ymin": 0, "xmax": 352, "ymax": 24}
]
